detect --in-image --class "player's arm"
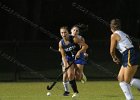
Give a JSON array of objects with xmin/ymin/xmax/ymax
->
[
  {"xmin": 80, "ymin": 36, "xmax": 85, "ymax": 42},
  {"xmin": 110, "ymin": 33, "xmax": 120, "ymax": 64},
  {"xmin": 74, "ymin": 37, "xmax": 88, "ymax": 58},
  {"xmin": 59, "ymin": 41, "xmax": 68, "ymax": 68},
  {"xmin": 80, "ymin": 36, "xmax": 88, "ymax": 57}
]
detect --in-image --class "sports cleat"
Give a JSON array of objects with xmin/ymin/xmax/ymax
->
[
  {"xmin": 81, "ymin": 74, "xmax": 87, "ymax": 83},
  {"xmin": 72, "ymin": 93, "xmax": 79, "ymax": 99},
  {"xmin": 63, "ymin": 91, "xmax": 70, "ymax": 96}
]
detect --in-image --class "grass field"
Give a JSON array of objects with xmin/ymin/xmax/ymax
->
[{"xmin": 0, "ymin": 81, "xmax": 140, "ymax": 100}]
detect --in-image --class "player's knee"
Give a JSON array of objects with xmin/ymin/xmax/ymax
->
[
  {"xmin": 124, "ymin": 78, "xmax": 131, "ymax": 84},
  {"xmin": 68, "ymin": 73, "xmax": 75, "ymax": 80},
  {"xmin": 75, "ymin": 76, "xmax": 80, "ymax": 81},
  {"xmin": 75, "ymin": 75, "xmax": 82, "ymax": 80},
  {"xmin": 117, "ymin": 75, "xmax": 124, "ymax": 82}
]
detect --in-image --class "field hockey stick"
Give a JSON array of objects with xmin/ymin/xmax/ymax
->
[
  {"xmin": 47, "ymin": 60, "xmax": 75, "ymax": 90},
  {"xmin": 50, "ymin": 46, "xmax": 59, "ymax": 53}
]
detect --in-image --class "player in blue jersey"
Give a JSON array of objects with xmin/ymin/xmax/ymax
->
[
  {"xmin": 71, "ymin": 25, "xmax": 88, "ymax": 83},
  {"xmin": 59, "ymin": 26, "xmax": 88, "ymax": 98},
  {"xmin": 61, "ymin": 25, "xmax": 88, "ymax": 96},
  {"xmin": 110, "ymin": 18, "xmax": 140, "ymax": 100}
]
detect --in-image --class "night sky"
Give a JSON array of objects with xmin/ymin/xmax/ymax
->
[{"xmin": 0, "ymin": 0, "xmax": 140, "ymax": 41}]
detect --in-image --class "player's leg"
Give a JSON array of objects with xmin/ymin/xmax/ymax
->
[
  {"xmin": 119, "ymin": 48, "xmax": 139, "ymax": 100},
  {"xmin": 124, "ymin": 66, "xmax": 138, "ymax": 83},
  {"xmin": 130, "ymin": 78, "xmax": 140, "ymax": 90},
  {"xmin": 75, "ymin": 53, "xmax": 87, "ymax": 83},
  {"xmin": 130, "ymin": 50, "xmax": 140, "ymax": 90},
  {"xmin": 68, "ymin": 64, "xmax": 79, "ymax": 98},
  {"xmin": 118, "ymin": 66, "xmax": 134, "ymax": 100},
  {"xmin": 126, "ymin": 49, "xmax": 140, "ymax": 90},
  {"xmin": 130, "ymin": 49, "xmax": 140, "ymax": 90},
  {"xmin": 62, "ymin": 70, "xmax": 70, "ymax": 95},
  {"xmin": 68, "ymin": 67, "xmax": 79, "ymax": 98},
  {"xmin": 67, "ymin": 63, "xmax": 79, "ymax": 95},
  {"xmin": 62, "ymin": 63, "xmax": 70, "ymax": 96},
  {"xmin": 124, "ymin": 65, "xmax": 138, "ymax": 100},
  {"xmin": 76, "ymin": 64, "xmax": 87, "ymax": 83},
  {"xmin": 74, "ymin": 65, "xmax": 80, "ymax": 80}
]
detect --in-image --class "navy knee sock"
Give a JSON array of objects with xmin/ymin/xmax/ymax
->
[{"xmin": 69, "ymin": 79, "xmax": 79, "ymax": 93}]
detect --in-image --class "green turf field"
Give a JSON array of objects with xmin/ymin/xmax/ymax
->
[{"xmin": 0, "ymin": 81, "xmax": 139, "ymax": 100}]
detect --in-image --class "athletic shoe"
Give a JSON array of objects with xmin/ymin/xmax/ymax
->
[
  {"xmin": 81, "ymin": 74, "xmax": 87, "ymax": 83},
  {"xmin": 63, "ymin": 91, "xmax": 70, "ymax": 96},
  {"xmin": 72, "ymin": 93, "xmax": 79, "ymax": 99}
]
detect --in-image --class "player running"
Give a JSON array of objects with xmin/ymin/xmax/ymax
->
[
  {"xmin": 71, "ymin": 25, "xmax": 88, "ymax": 83},
  {"xmin": 59, "ymin": 26, "xmax": 88, "ymax": 98},
  {"xmin": 61, "ymin": 24, "xmax": 88, "ymax": 96},
  {"xmin": 110, "ymin": 18, "xmax": 140, "ymax": 100}
]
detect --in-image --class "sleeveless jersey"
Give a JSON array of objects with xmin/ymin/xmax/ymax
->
[
  {"xmin": 61, "ymin": 35, "xmax": 80, "ymax": 58},
  {"xmin": 114, "ymin": 30, "xmax": 134, "ymax": 53}
]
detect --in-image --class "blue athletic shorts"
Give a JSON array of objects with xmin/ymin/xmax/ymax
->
[
  {"xmin": 66, "ymin": 53, "xmax": 87, "ymax": 65},
  {"xmin": 122, "ymin": 48, "xmax": 138, "ymax": 67}
]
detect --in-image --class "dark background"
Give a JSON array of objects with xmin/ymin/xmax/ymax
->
[{"xmin": 0, "ymin": 0, "xmax": 139, "ymax": 81}]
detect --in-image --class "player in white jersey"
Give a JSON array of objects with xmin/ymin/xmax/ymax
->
[
  {"xmin": 110, "ymin": 18, "xmax": 140, "ymax": 100},
  {"xmin": 114, "ymin": 30, "xmax": 133, "ymax": 54}
]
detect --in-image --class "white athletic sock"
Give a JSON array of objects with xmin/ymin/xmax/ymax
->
[
  {"xmin": 63, "ymin": 81, "xmax": 69, "ymax": 92},
  {"xmin": 119, "ymin": 81, "xmax": 134, "ymax": 100},
  {"xmin": 130, "ymin": 78, "xmax": 140, "ymax": 89}
]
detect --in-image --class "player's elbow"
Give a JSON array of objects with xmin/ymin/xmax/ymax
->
[{"xmin": 85, "ymin": 44, "xmax": 88, "ymax": 49}]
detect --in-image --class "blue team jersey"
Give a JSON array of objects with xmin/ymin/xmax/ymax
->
[{"xmin": 61, "ymin": 35, "xmax": 87, "ymax": 65}]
